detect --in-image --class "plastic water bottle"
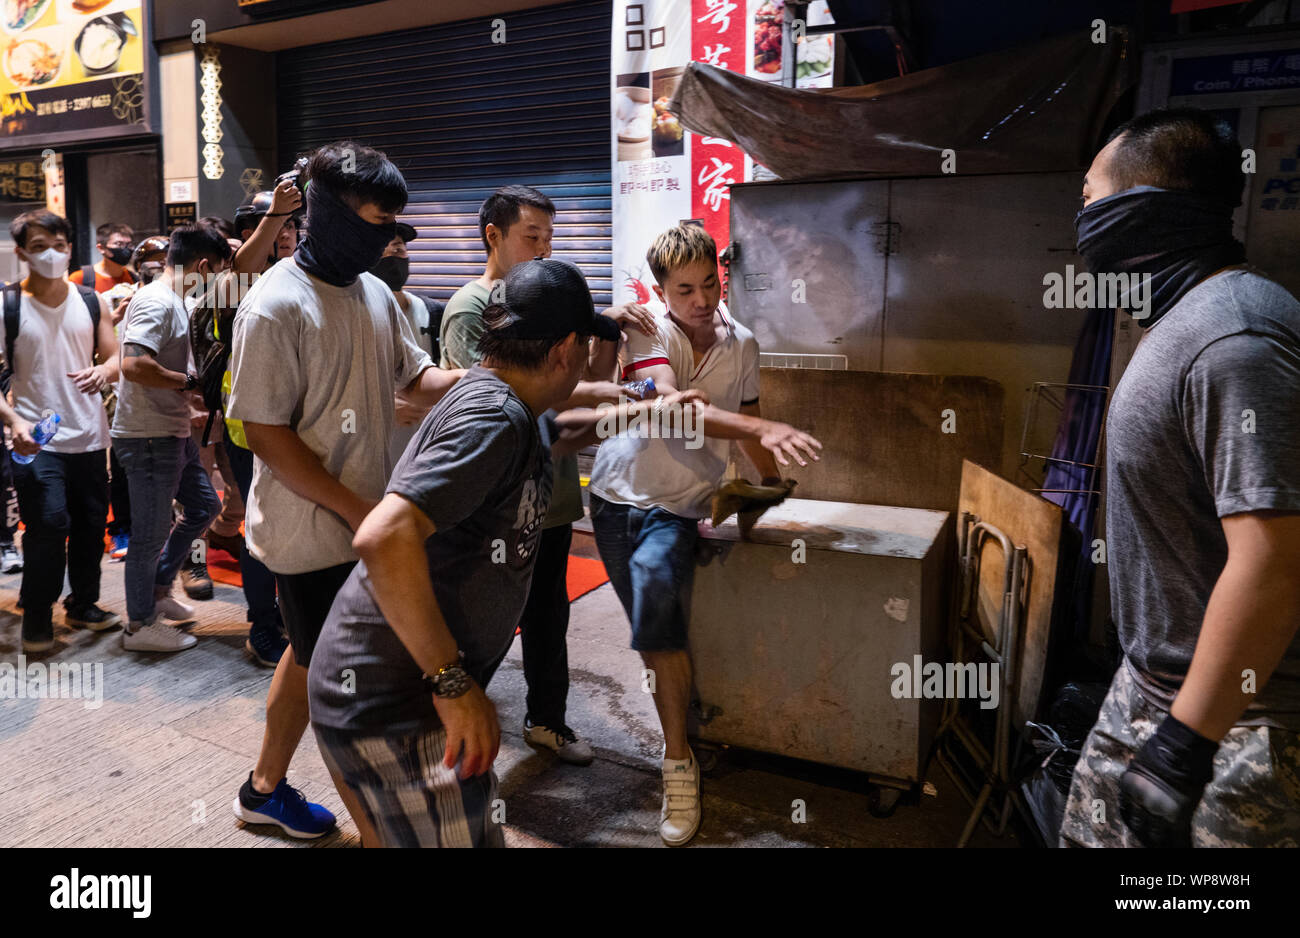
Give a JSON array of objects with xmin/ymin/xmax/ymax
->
[
  {"xmin": 622, "ymin": 376, "xmax": 656, "ymax": 400},
  {"xmin": 13, "ymin": 413, "xmax": 61, "ymax": 465}
]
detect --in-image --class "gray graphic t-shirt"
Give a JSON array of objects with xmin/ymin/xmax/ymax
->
[
  {"xmin": 1107, "ymin": 269, "xmax": 1300, "ymax": 730},
  {"xmin": 308, "ymin": 366, "xmax": 553, "ymax": 735}
]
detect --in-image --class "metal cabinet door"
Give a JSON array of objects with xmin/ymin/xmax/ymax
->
[{"xmin": 728, "ymin": 179, "xmax": 889, "ymax": 369}]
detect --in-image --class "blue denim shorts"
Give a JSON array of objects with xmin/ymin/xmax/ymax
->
[{"xmin": 588, "ymin": 493, "xmax": 698, "ymax": 652}]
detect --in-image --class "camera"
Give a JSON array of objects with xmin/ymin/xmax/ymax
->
[{"xmin": 274, "ymin": 156, "xmax": 310, "ymax": 193}]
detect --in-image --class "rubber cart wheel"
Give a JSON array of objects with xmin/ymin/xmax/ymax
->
[{"xmin": 868, "ymin": 786, "xmax": 903, "ymax": 818}]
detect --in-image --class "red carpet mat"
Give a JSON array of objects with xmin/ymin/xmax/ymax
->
[{"xmin": 208, "ymin": 548, "xmax": 610, "ymax": 602}]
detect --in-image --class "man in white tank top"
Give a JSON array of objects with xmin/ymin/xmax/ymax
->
[{"xmin": 0, "ymin": 210, "xmax": 121, "ymax": 653}]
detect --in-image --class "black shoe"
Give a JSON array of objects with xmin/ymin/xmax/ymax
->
[
  {"xmin": 180, "ymin": 561, "xmax": 214, "ymax": 600},
  {"xmin": 64, "ymin": 600, "xmax": 123, "ymax": 632},
  {"xmin": 245, "ymin": 615, "xmax": 288, "ymax": 668},
  {"xmin": 21, "ymin": 605, "xmax": 54, "ymax": 653}
]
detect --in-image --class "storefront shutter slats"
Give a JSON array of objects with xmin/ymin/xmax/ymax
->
[{"xmin": 276, "ymin": 0, "xmax": 613, "ymax": 304}]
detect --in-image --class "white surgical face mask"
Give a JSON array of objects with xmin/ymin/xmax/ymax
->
[{"xmin": 22, "ymin": 247, "xmax": 70, "ymax": 280}]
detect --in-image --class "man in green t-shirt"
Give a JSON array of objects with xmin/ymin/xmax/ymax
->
[{"xmin": 440, "ymin": 185, "xmax": 653, "ymax": 765}]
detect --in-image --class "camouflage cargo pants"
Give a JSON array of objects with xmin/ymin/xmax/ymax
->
[{"xmin": 1059, "ymin": 660, "xmax": 1300, "ymax": 847}]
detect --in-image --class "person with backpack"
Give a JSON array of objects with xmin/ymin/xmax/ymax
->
[
  {"xmin": 374, "ymin": 221, "xmax": 446, "ymax": 465},
  {"xmin": 103, "ymin": 236, "xmax": 169, "ymax": 564},
  {"xmin": 189, "ymin": 180, "xmax": 301, "ymax": 667},
  {"xmin": 112, "ymin": 225, "xmax": 230, "ymax": 653},
  {"xmin": 0, "ymin": 210, "xmax": 122, "ymax": 653},
  {"xmin": 69, "ymin": 222, "xmax": 136, "ymax": 295}
]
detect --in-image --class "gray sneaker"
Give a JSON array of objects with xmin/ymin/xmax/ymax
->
[
  {"xmin": 123, "ymin": 615, "xmax": 197, "ymax": 653},
  {"xmin": 524, "ymin": 719, "xmax": 594, "ymax": 766},
  {"xmin": 1, "ymin": 546, "xmax": 22, "ymax": 574}
]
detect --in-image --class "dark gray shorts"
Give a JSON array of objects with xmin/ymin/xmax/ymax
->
[{"xmin": 314, "ymin": 723, "xmax": 505, "ymax": 848}]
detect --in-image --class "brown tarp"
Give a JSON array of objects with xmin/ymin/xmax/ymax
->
[{"xmin": 668, "ymin": 28, "xmax": 1136, "ymax": 180}]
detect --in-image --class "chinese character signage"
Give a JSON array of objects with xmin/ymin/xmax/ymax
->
[
  {"xmin": 0, "ymin": 157, "xmax": 45, "ymax": 203},
  {"xmin": 613, "ymin": 1, "xmax": 833, "ymax": 305},
  {"xmin": 1169, "ymin": 50, "xmax": 1300, "ymax": 96},
  {"xmin": 165, "ymin": 201, "xmax": 196, "ymax": 230},
  {"xmin": 1, "ymin": 1, "xmax": 147, "ymax": 145}
]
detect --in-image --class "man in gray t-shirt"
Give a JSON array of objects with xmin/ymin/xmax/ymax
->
[
  {"xmin": 113, "ymin": 227, "xmax": 229, "ymax": 653},
  {"xmin": 1061, "ymin": 108, "xmax": 1300, "ymax": 848},
  {"xmin": 306, "ymin": 258, "xmax": 619, "ymax": 847},
  {"xmin": 309, "ymin": 366, "xmax": 555, "ymax": 736},
  {"xmin": 436, "ymin": 185, "xmax": 643, "ymax": 765},
  {"xmin": 226, "ymin": 143, "xmax": 464, "ymax": 843}
]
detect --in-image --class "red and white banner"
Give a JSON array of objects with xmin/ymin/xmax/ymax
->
[{"xmin": 611, "ymin": 1, "xmax": 833, "ymax": 306}]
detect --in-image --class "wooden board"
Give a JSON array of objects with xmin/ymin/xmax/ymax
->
[
  {"xmin": 755, "ymin": 369, "xmax": 1003, "ymax": 514},
  {"xmin": 957, "ymin": 459, "xmax": 1064, "ymax": 728}
]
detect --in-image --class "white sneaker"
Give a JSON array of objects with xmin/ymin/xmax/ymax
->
[
  {"xmin": 122, "ymin": 617, "xmax": 197, "ymax": 652},
  {"xmin": 153, "ymin": 593, "xmax": 196, "ymax": 624},
  {"xmin": 660, "ymin": 750, "xmax": 701, "ymax": 846},
  {"xmin": 1, "ymin": 546, "xmax": 22, "ymax": 574},
  {"xmin": 524, "ymin": 719, "xmax": 595, "ymax": 765}
]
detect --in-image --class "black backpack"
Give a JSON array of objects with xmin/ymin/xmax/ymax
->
[
  {"xmin": 1, "ymin": 282, "xmax": 101, "ymax": 392},
  {"xmin": 414, "ymin": 293, "xmax": 445, "ymax": 362},
  {"xmin": 189, "ymin": 273, "xmax": 236, "ymax": 447}
]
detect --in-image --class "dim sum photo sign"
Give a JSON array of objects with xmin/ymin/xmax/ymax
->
[
  {"xmin": 612, "ymin": 0, "xmax": 749, "ymax": 306},
  {"xmin": 611, "ymin": 2, "xmax": 834, "ymax": 305}
]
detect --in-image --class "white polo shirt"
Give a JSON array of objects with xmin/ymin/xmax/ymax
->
[{"xmin": 589, "ymin": 300, "xmax": 760, "ymax": 519}]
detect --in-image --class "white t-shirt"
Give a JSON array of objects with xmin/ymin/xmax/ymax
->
[
  {"xmin": 111, "ymin": 278, "xmax": 195, "ymax": 439},
  {"xmin": 589, "ymin": 301, "xmax": 761, "ymax": 519},
  {"xmin": 389, "ymin": 290, "xmax": 438, "ymax": 466},
  {"xmin": 227, "ymin": 259, "xmax": 433, "ymax": 575},
  {"xmin": 0, "ymin": 285, "xmax": 110, "ymax": 454}
]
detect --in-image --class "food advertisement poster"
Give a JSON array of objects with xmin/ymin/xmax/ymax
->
[
  {"xmin": 612, "ymin": 1, "xmax": 834, "ymax": 306},
  {"xmin": 2, "ymin": 0, "xmax": 147, "ymax": 145}
]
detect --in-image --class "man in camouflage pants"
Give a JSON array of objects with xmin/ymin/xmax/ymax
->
[{"xmin": 1060, "ymin": 108, "xmax": 1300, "ymax": 848}]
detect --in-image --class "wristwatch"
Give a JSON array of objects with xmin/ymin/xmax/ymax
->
[
  {"xmin": 183, "ymin": 372, "xmax": 198, "ymax": 391},
  {"xmin": 423, "ymin": 658, "xmax": 472, "ymax": 699}
]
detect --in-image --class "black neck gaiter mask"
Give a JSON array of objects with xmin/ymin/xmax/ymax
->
[
  {"xmin": 1074, "ymin": 185, "xmax": 1246, "ymax": 329},
  {"xmin": 295, "ymin": 183, "xmax": 397, "ymax": 287}
]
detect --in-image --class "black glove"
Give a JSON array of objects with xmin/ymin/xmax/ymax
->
[{"xmin": 1118, "ymin": 714, "xmax": 1218, "ymax": 848}]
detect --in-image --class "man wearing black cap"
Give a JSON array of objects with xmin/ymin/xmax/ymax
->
[
  {"xmin": 306, "ymin": 258, "xmax": 626, "ymax": 846},
  {"xmin": 438, "ymin": 184, "xmax": 648, "ymax": 768},
  {"xmin": 372, "ymin": 222, "xmax": 448, "ymax": 464}
]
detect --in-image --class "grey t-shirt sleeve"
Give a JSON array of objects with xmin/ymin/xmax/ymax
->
[
  {"xmin": 121, "ymin": 291, "xmax": 173, "ymax": 355},
  {"xmin": 227, "ymin": 308, "xmax": 303, "ymax": 426},
  {"xmin": 391, "ymin": 299, "xmax": 433, "ymax": 390},
  {"xmin": 388, "ymin": 401, "xmax": 518, "ymax": 531},
  {"xmin": 1182, "ymin": 331, "xmax": 1300, "ymax": 517}
]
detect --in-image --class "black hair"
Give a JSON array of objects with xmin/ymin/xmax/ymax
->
[
  {"xmin": 95, "ymin": 221, "xmax": 133, "ymax": 244},
  {"xmin": 11, "ymin": 209, "xmax": 71, "ymax": 248},
  {"xmin": 476, "ymin": 303, "xmax": 583, "ymax": 370},
  {"xmin": 303, "ymin": 141, "xmax": 407, "ymax": 214},
  {"xmin": 479, "ymin": 185, "xmax": 556, "ymax": 255},
  {"xmin": 199, "ymin": 216, "xmax": 237, "ymax": 240},
  {"xmin": 1105, "ymin": 107, "xmax": 1245, "ymax": 208},
  {"xmin": 167, "ymin": 224, "xmax": 233, "ymax": 269}
]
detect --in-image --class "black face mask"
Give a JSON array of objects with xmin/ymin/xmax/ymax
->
[
  {"xmin": 370, "ymin": 255, "xmax": 410, "ymax": 291},
  {"xmin": 1074, "ymin": 186, "xmax": 1245, "ymax": 328},
  {"xmin": 295, "ymin": 184, "xmax": 397, "ymax": 287},
  {"xmin": 106, "ymin": 246, "xmax": 133, "ymax": 266}
]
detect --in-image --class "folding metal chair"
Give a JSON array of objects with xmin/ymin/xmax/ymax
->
[{"xmin": 934, "ymin": 509, "xmax": 1028, "ymax": 847}]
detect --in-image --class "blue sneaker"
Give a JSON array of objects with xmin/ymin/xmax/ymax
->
[
  {"xmin": 110, "ymin": 533, "xmax": 129, "ymax": 562},
  {"xmin": 232, "ymin": 775, "xmax": 335, "ymax": 839}
]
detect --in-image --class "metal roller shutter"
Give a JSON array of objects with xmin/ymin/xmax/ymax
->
[{"xmin": 276, "ymin": 0, "xmax": 613, "ymax": 305}]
